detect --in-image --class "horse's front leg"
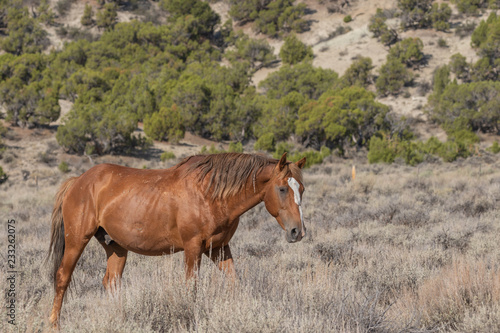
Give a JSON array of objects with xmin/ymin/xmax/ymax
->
[
  {"xmin": 204, "ymin": 244, "xmax": 237, "ymax": 280},
  {"xmin": 183, "ymin": 237, "xmax": 203, "ymax": 279}
]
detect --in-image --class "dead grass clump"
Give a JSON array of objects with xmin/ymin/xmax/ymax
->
[
  {"xmin": 415, "ymin": 258, "xmax": 500, "ymax": 330},
  {"xmin": 314, "ymin": 242, "xmax": 362, "ymax": 268}
]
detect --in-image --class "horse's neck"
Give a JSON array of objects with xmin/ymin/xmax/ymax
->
[{"xmin": 226, "ymin": 165, "xmax": 273, "ymax": 220}]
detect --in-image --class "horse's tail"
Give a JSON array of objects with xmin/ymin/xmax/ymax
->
[{"xmin": 48, "ymin": 177, "xmax": 77, "ymax": 290}]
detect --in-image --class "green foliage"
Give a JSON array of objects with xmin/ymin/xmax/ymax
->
[
  {"xmin": 279, "ymin": 34, "xmax": 313, "ymax": 65},
  {"xmin": 487, "ymin": 141, "xmax": 500, "ymax": 154},
  {"xmin": 96, "ymin": 3, "xmax": 117, "ymax": 30},
  {"xmin": 452, "ymin": 0, "xmax": 488, "ymax": 15},
  {"xmin": 58, "ymin": 161, "xmax": 70, "ymax": 173},
  {"xmin": 376, "ymin": 58, "xmax": 413, "ymax": 96},
  {"xmin": 429, "ymin": 3, "xmax": 452, "ymax": 31},
  {"xmin": 56, "ymin": 0, "xmax": 76, "ymax": 17},
  {"xmin": 388, "ymin": 38, "xmax": 424, "ymax": 68},
  {"xmin": 1, "ymin": 2, "xmax": 49, "ymax": 55},
  {"xmin": 144, "ymin": 105, "xmax": 185, "ymax": 143},
  {"xmin": 0, "ymin": 166, "xmax": 8, "ymax": 184},
  {"xmin": 341, "ymin": 56, "xmax": 374, "ymax": 88},
  {"xmin": 259, "ymin": 62, "xmax": 339, "ymax": 100},
  {"xmin": 272, "ymin": 143, "xmax": 331, "ymax": 168},
  {"xmin": 398, "ymin": 0, "xmax": 451, "ymax": 31},
  {"xmin": 254, "ymin": 132, "xmax": 275, "ymax": 151},
  {"xmin": 229, "ymin": 0, "xmax": 308, "ymax": 36},
  {"xmin": 0, "ymin": 53, "xmax": 61, "ymax": 127},
  {"xmin": 449, "ymin": 53, "xmax": 470, "ymax": 81},
  {"xmin": 37, "ymin": 0, "xmax": 55, "ymax": 25},
  {"xmin": 81, "ymin": 4, "xmax": 94, "ymax": 26},
  {"xmin": 228, "ymin": 141, "xmax": 244, "ymax": 153},
  {"xmin": 160, "ymin": 0, "xmax": 220, "ymax": 37},
  {"xmin": 427, "ymin": 81, "xmax": 500, "ymax": 134},
  {"xmin": 160, "ymin": 151, "xmax": 176, "ymax": 161},
  {"xmin": 368, "ymin": 134, "xmax": 478, "ymax": 165},
  {"xmin": 296, "ymin": 86, "xmax": 391, "ymax": 152},
  {"xmin": 226, "ymin": 32, "xmax": 276, "ymax": 70},
  {"xmin": 437, "ymin": 38, "xmax": 448, "ymax": 48},
  {"xmin": 468, "ymin": 12, "xmax": 500, "ymax": 81},
  {"xmin": 432, "ymin": 65, "xmax": 450, "ymax": 97},
  {"xmin": 368, "ymin": 8, "xmax": 398, "ymax": 46},
  {"xmin": 343, "ymin": 15, "xmax": 352, "ymax": 23}
]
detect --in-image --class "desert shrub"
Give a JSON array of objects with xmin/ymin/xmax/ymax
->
[
  {"xmin": 487, "ymin": 141, "xmax": 500, "ymax": 154},
  {"xmin": 0, "ymin": 166, "xmax": 7, "ymax": 184},
  {"xmin": 37, "ymin": 0, "xmax": 55, "ymax": 25},
  {"xmin": 343, "ymin": 15, "xmax": 352, "ymax": 23},
  {"xmin": 228, "ymin": 141, "xmax": 244, "ymax": 153},
  {"xmin": 388, "ymin": 38, "xmax": 424, "ymax": 68},
  {"xmin": 1, "ymin": 3, "xmax": 50, "ymax": 55},
  {"xmin": 160, "ymin": 151, "xmax": 176, "ymax": 161},
  {"xmin": 160, "ymin": 0, "xmax": 220, "ymax": 37},
  {"xmin": 428, "ymin": 81, "xmax": 500, "ymax": 134},
  {"xmin": 452, "ymin": 0, "xmax": 488, "ymax": 15},
  {"xmin": 296, "ymin": 86, "xmax": 391, "ymax": 152},
  {"xmin": 437, "ymin": 38, "xmax": 447, "ymax": 48},
  {"xmin": 368, "ymin": 134, "xmax": 477, "ymax": 165},
  {"xmin": 254, "ymin": 132, "xmax": 275, "ymax": 151},
  {"xmin": 81, "ymin": 4, "xmax": 94, "ymax": 26},
  {"xmin": 229, "ymin": 0, "xmax": 308, "ymax": 36},
  {"xmin": 226, "ymin": 32, "xmax": 276, "ymax": 70},
  {"xmin": 341, "ymin": 56, "xmax": 374, "ymax": 88},
  {"xmin": 279, "ymin": 34, "xmax": 313, "ymax": 65},
  {"xmin": 455, "ymin": 21, "xmax": 477, "ymax": 38},
  {"xmin": 429, "ymin": 3, "xmax": 452, "ymax": 31},
  {"xmin": 96, "ymin": 3, "xmax": 118, "ymax": 30},
  {"xmin": 255, "ymin": 92, "xmax": 307, "ymax": 143},
  {"xmin": 259, "ymin": 62, "xmax": 339, "ymax": 100},
  {"xmin": 0, "ymin": 53, "xmax": 61, "ymax": 127},
  {"xmin": 376, "ymin": 58, "xmax": 413, "ymax": 96},
  {"xmin": 449, "ymin": 53, "xmax": 470, "ymax": 81},
  {"xmin": 432, "ymin": 65, "xmax": 450, "ymax": 97},
  {"xmin": 144, "ymin": 105, "xmax": 185, "ymax": 143},
  {"xmin": 368, "ymin": 8, "xmax": 398, "ymax": 46},
  {"xmin": 56, "ymin": 0, "xmax": 76, "ymax": 17},
  {"xmin": 58, "ymin": 161, "xmax": 69, "ymax": 173}
]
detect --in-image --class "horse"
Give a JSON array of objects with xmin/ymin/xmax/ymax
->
[{"xmin": 47, "ymin": 152, "xmax": 306, "ymax": 327}]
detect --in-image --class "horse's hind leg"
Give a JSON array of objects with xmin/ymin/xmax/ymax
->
[
  {"xmin": 204, "ymin": 244, "xmax": 237, "ymax": 280},
  {"xmin": 49, "ymin": 230, "xmax": 95, "ymax": 327},
  {"xmin": 95, "ymin": 229, "xmax": 128, "ymax": 291}
]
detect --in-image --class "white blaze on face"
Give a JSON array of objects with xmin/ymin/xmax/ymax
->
[{"xmin": 287, "ymin": 177, "xmax": 306, "ymax": 237}]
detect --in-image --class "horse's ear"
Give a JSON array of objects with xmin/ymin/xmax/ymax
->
[
  {"xmin": 278, "ymin": 152, "xmax": 287, "ymax": 171},
  {"xmin": 296, "ymin": 157, "xmax": 306, "ymax": 169}
]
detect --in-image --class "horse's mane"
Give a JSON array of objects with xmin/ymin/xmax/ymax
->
[{"xmin": 177, "ymin": 153, "xmax": 302, "ymax": 201}]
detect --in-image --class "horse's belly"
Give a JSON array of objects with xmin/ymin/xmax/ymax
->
[{"xmin": 101, "ymin": 219, "xmax": 182, "ymax": 256}]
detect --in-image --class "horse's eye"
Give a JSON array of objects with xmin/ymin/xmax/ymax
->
[{"xmin": 279, "ymin": 187, "xmax": 287, "ymax": 193}]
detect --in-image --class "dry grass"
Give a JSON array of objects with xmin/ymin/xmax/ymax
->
[{"xmin": 1, "ymin": 153, "xmax": 500, "ymax": 332}]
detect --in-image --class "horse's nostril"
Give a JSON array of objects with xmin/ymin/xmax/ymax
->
[{"xmin": 291, "ymin": 228, "xmax": 299, "ymax": 238}]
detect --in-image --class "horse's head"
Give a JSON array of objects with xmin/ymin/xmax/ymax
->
[{"xmin": 263, "ymin": 153, "xmax": 307, "ymax": 243}]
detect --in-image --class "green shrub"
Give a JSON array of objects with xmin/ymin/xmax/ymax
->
[
  {"xmin": 160, "ymin": 0, "xmax": 220, "ymax": 36},
  {"xmin": 228, "ymin": 141, "xmax": 243, "ymax": 153},
  {"xmin": 279, "ymin": 34, "xmax": 313, "ymax": 65},
  {"xmin": 0, "ymin": 166, "xmax": 8, "ymax": 184},
  {"xmin": 437, "ymin": 38, "xmax": 448, "ymax": 48},
  {"xmin": 254, "ymin": 133, "xmax": 275, "ymax": 152},
  {"xmin": 368, "ymin": 9, "xmax": 398, "ymax": 46},
  {"xmin": 272, "ymin": 143, "xmax": 331, "ymax": 168},
  {"xmin": 341, "ymin": 56, "xmax": 374, "ymax": 87},
  {"xmin": 449, "ymin": 53, "xmax": 470, "ymax": 81},
  {"xmin": 160, "ymin": 151, "xmax": 176, "ymax": 161},
  {"xmin": 96, "ymin": 3, "xmax": 117, "ymax": 30},
  {"xmin": 343, "ymin": 15, "xmax": 352, "ymax": 23},
  {"xmin": 58, "ymin": 161, "xmax": 69, "ymax": 173},
  {"xmin": 452, "ymin": 0, "xmax": 488, "ymax": 15},
  {"xmin": 376, "ymin": 58, "xmax": 413, "ymax": 96},
  {"xmin": 144, "ymin": 105, "xmax": 185, "ymax": 143},
  {"xmin": 487, "ymin": 141, "xmax": 500, "ymax": 154},
  {"xmin": 81, "ymin": 4, "xmax": 93, "ymax": 26},
  {"xmin": 388, "ymin": 38, "xmax": 424, "ymax": 68}
]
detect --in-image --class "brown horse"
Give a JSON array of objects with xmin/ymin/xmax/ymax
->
[{"xmin": 48, "ymin": 152, "xmax": 306, "ymax": 327}]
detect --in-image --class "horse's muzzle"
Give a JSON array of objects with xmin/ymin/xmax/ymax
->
[{"xmin": 286, "ymin": 227, "xmax": 305, "ymax": 243}]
